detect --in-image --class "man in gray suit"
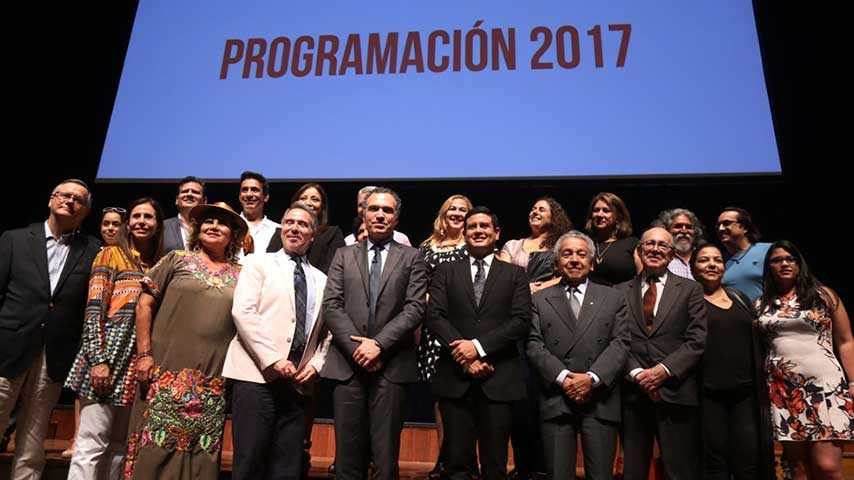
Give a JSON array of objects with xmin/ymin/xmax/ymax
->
[
  {"xmin": 321, "ymin": 187, "xmax": 428, "ymax": 480},
  {"xmin": 617, "ymin": 227, "xmax": 706, "ymax": 480},
  {"xmin": 526, "ymin": 231, "xmax": 630, "ymax": 480},
  {"xmin": 162, "ymin": 176, "xmax": 206, "ymax": 253}
]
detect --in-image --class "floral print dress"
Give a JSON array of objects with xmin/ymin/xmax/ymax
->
[
  {"xmin": 758, "ymin": 293, "xmax": 854, "ymax": 441},
  {"xmin": 124, "ymin": 251, "xmax": 240, "ymax": 480}
]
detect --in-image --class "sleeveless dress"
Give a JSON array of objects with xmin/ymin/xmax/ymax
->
[{"xmin": 757, "ymin": 293, "xmax": 854, "ymax": 441}]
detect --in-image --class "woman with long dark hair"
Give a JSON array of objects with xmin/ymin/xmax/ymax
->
[
  {"xmin": 757, "ymin": 240, "xmax": 854, "ymax": 479},
  {"xmin": 690, "ymin": 243, "xmax": 774, "ymax": 480},
  {"xmin": 65, "ymin": 198, "xmax": 165, "ymax": 479},
  {"xmin": 582, "ymin": 192, "xmax": 641, "ymax": 286}
]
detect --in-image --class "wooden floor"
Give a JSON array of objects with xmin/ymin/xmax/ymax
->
[{"xmin": 2, "ymin": 409, "xmax": 854, "ymax": 479}]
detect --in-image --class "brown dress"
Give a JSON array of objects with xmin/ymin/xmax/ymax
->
[{"xmin": 123, "ymin": 251, "xmax": 241, "ymax": 480}]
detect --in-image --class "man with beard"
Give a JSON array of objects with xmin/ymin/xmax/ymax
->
[
  {"xmin": 651, "ymin": 209, "xmax": 705, "ymax": 279},
  {"xmin": 716, "ymin": 207, "xmax": 771, "ymax": 302}
]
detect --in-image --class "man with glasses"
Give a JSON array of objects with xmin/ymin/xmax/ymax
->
[
  {"xmin": 617, "ymin": 227, "xmax": 707, "ymax": 480},
  {"xmin": 716, "ymin": 207, "xmax": 771, "ymax": 302},
  {"xmin": 163, "ymin": 176, "xmax": 207, "ymax": 253},
  {"xmin": 0, "ymin": 179, "xmax": 100, "ymax": 479}
]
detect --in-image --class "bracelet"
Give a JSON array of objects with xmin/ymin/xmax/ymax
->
[{"xmin": 137, "ymin": 350, "xmax": 152, "ymax": 359}]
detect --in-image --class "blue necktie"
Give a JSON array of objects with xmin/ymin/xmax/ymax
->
[
  {"xmin": 292, "ymin": 255, "xmax": 307, "ymax": 351},
  {"xmin": 368, "ymin": 243, "xmax": 384, "ymax": 334}
]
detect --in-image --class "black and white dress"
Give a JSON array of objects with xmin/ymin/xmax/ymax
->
[{"xmin": 417, "ymin": 241, "xmax": 468, "ymax": 381}]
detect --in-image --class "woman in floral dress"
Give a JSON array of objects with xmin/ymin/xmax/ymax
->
[
  {"xmin": 124, "ymin": 202, "xmax": 247, "ymax": 480},
  {"xmin": 757, "ymin": 240, "xmax": 854, "ymax": 479}
]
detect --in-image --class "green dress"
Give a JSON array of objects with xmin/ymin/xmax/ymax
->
[{"xmin": 123, "ymin": 251, "xmax": 240, "ymax": 480}]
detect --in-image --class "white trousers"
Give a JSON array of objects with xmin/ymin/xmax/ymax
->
[
  {"xmin": 67, "ymin": 398, "xmax": 131, "ymax": 480},
  {"xmin": 0, "ymin": 349, "xmax": 63, "ymax": 480}
]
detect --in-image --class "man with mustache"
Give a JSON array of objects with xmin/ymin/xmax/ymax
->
[
  {"xmin": 162, "ymin": 175, "xmax": 207, "ymax": 253},
  {"xmin": 526, "ymin": 231, "xmax": 630, "ymax": 480},
  {"xmin": 321, "ymin": 187, "xmax": 427, "ymax": 480},
  {"xmin": 237, "ymin": 171, "xmax": 279, "ymax": 259},
  {"xmin": 651, "ymin": 209, "xmax": 706, "ymax": 279},
  {"xmin": 427, "ymin": 206, "xmax": 532, "ymax": 480},
  {"xmin": 617, "ymin": 227, "xmax": 707, "ymax": 480}
]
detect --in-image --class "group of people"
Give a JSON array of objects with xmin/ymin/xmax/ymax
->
[{"xmin": 0, "ymin": 174, "xmax": 851, "ymax": 480}]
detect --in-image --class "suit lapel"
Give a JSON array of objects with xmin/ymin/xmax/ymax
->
[
  {"xmin": 458, "ymin": 259, "xmax": 477, "ymax": 308},
  {"xmin": 354, "ymin": 242, "xmax": 370, "ymax": 297},
  {"xmin": 28, "ymin": 224, "xmax": 51, "ymax": 296},
  {"xmin": 274, "ymin": 251, "xmax": 296, "ymax": 315},
  {"xmin": 567, "ymin": 283, "xmax": 604, "ymax": 351},
  {"xmin": 626, "ymin": 276, "xmax": 648, "ymax": 335},
  {"xmin": 545, "ymin": 286, "xmax": 576, "ymax": 335},
  {"xmin": 476, "ymin": 257, "xmax": 501, "ymax": 309},
  {"xmin": 53, "ymin": 236, "xmax": 86, "ymax": 297},
  {"xmin": 377, "ymin": 241, "xmax": 403, "ymax": 297},
  {"xmin": 651, "ymin": 276, "xmax": 680, "ymax": 335}
]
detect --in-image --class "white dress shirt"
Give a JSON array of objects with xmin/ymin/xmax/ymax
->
[
  {"xmin": 286, "ymin": 253, "xmax": 319, "ymax": 334},
  {"xmin": 630, "ymin": 271, "xmax": 672, "ymax": 379},
  {"xmin": 346, "ymin": 230, "xmax": 411, "ymax": 247},
  {"xmin": 468, "ymin": 254, "xmax": 495, "ymax": 358},
  {"xmin": 238, "ymin": 214, "xmax": 280, "ymax": 263},
  {"xmin": 366, "ymin": 237, "xmax": 392, "ymax": 272},
  {"xmin": 178, "ymin": 215, "xmax": 191, "ymax": 250},
  {"xmin": 44, "ymin": 222, "xmax": 72, "ymax": 295}
]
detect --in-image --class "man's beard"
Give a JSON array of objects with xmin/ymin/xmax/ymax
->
[{"xmin": 674, "ymin": 235, "xmax": 694, "ymax": 255}]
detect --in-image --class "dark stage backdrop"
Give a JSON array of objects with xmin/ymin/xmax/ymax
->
[{"xmin": 3, "ymin": 2, "xmax": 845, "ymax": 419}]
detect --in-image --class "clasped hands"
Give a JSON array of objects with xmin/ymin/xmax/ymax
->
[
  {"xmin": 268, "ymin": 359, "xmax": 318, "ymax": 384},
  {"xmin": 561, "ymin": 372, "xmax": 593, "ymax": 404},
  {"xmin": 449, "ymin": 339, "xmax": 494, "ymax": 378},
  {"xmin": 351, "ymin": 336, "xmax": 383, "ymax": 372},
  {"xmin": 635, "ymin": 364, "xmax": 669, "ymax": 401}
]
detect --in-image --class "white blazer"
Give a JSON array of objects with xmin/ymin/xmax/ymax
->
[{"xmin": 223, "ymin": 250, "xmax": 331, "ymax": 395}]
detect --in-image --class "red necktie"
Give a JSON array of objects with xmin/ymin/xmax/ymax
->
[{"xmin": 643, "ymin": 276, "xmax": 657, "ymax": 332}]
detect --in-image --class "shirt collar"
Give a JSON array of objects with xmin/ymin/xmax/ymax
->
[
  {"xmin": 44, "ymin": 221, "xmax": 75, "ymax": 243},
  {"xmin": 367, "ymin": 237, "xmax": 392, "ymax": 251},
  {"xmin": 566, "ymin": 278, "xmax": 589, "ymax": 294},
  {"xmin": 470, "ymin": 253, "xmax": 494, "ymax": 267},
  {"xmin": 642, "ymin": 270, "xmax": 669, "ymax": 286}
]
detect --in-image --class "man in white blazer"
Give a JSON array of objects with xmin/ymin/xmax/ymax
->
[{"xmin": 223, "ymin": 201, "xmax": 332, "ymax": 480}]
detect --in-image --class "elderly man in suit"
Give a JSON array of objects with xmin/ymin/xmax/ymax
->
[
  {"xmin": 617, "ymin": 227, "xmax": 706, "ymax": 480},
  {"xmin": 320, "ymin": 187, "xmax": 428, "ymax": 480},
  {"xmin": 223, "ymin": 201, "xmax": 332, "ymax": 480},
  {"xmin": 427, "ymin": 206, "xmax": 532, "ymax": 480},
  {"xmin": 0, "ymin": 179, "xmax": 101, "ymax": 479},
  {"xmin": 526, "ymin": 230, "xmax": 630, "ymax": 480},
  {"xmin": 162, "ymin": 176, "xmax": 206, "ymax": 253}
]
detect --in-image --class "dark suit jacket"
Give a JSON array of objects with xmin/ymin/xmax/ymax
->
[
  {"xmin": 616, "ymin": 274, "xmax": 706, "ymax": 406},
  {"xmin": 0, "ymin": 223, "xmax": 100, "ymax": 381},
  {"xmin": 320, "ymin": 240, "xmax": 428, "ymax": 384},
  {"xmin": 162, "ymin": 216, "xmax": 184, "ymax": 254},
  {"xmin": 268, "ymin": 224, "xmax": 345, "ymax": 275},
  {"xmin": 427, "ymin": 257, "xmax": 532, "ymax": 402},
  {"xmin": 526, "ymin": 282, "xmax": 630, "ymax": 422}
]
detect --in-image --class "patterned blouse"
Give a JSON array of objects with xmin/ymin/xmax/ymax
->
[{"xmin": 65, "ymin": 246, "xmax": 147, "ymax": 407}]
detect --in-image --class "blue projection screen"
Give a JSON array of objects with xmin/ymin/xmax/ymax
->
[{"xmin": 97, "ymin": 0, "xmax": 780, "ymax": 181}]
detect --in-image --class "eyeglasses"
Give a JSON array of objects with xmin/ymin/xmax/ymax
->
[
  {"xmin": 716, "ymin": 219, "xmax": 740, "ymax": 228},
  {"xmin": 640, "ymin": 240, "xmax": 673, "ymax": 252},
  {"xmin": 769, "ymin": 255, "xmax": 799, "ymax": 266},
  {"xmin": 102, "ymin": 207, "xmax": 127, "ymax": 216},
  {"xmin": 52, "ymin": 191, "xmax": 87, "ymax": 206}
]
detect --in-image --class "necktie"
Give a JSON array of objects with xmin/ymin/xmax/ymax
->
[
  {"xmin": 292, "ymin": 255, "xmax": 307, "ymax": 351},
  {"xmin": 569, "ymin": 286, "xmax": 581, "ymax": 320},
  {"xmin": 368, "ymin": 243, "xmax": 384, "ymax": 333},
  {"xmin": 473, "ymin": 258, "xmax": 486, "ymax": 305},
  {"xmin": 642, "ymin": 276, "xmax": 657, "ymax": 332}
]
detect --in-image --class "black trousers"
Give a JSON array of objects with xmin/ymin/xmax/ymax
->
[
  {"xmin": 621, "ymin": 392, "xmax": 700, "ymax": 480},
  {"xmin": 542, "ymin": 414, "xmax": 618, "ymax": 480},
  {"xmin": 332, "ymin": 373, "xmax": 407, "ymax": 480},
  {"xmin": 440, "ymin": 386, "xmax": 513, "ymax": 480},
  {"xmin": 702, "ymin": 387, "xmax": 760, "ymax": 480},
  {"xmin": 509, "ymin": 342, "xmax": 545, "ymax": 474},
  {"xmin": 231, "ymin": 379, "xmax": 310, "ymax": 480}
]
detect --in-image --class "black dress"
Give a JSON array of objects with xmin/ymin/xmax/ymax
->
[{"xmin": 589, "ymin": 236, "xmax": 638, "ymax": 286}]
